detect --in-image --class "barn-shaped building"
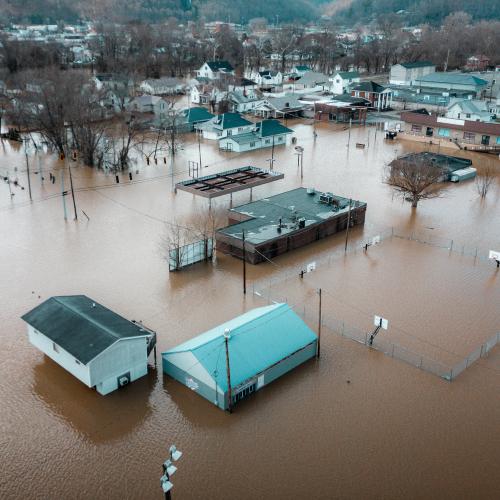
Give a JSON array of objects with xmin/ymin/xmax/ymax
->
[
  {"xmin": 22, "ymin": 296, "xmax": 156, "ymax": 395},
  {"xmin": 162, "ymin": 303, "xmax": 317, "ymax": 410}
]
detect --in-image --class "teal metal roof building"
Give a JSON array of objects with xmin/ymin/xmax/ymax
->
[{"xmin": 162, "ymin": 303, "xmax": 318, "ymax": 410}]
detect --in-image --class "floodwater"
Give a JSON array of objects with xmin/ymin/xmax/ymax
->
[{"xmin": 0, "ymin": 119, "xmax": 499, "ymax": 500}]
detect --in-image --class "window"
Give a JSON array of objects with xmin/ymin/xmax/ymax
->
[
  {"xmin": 265, "ymin": 139, "xmax": 270, "ymax": 144},
  {"xmin": 238, "ymin": 127, "xmax": 243, "ymax": 132},
  {"xmin": 250, "ymin": 142, "xmax": 256, "ymax": 147},
  {"xmin": 496, "ymin": 137, "xmax": 500, "ymax": 144},
  {"xmin": 463, "ymin": 131, "xmax": 475, "ymax": 143},
  {"xmin": 481, "ymin": 135, "xmax": 490, "ymax": 146},
  {"xmin": 227, "ymin": 130, "xmax": 232, "ymax": 136},
  {"xmin": 75, "ymin": 359, "xmax": 81, "ymax": 365},
  {"xmin": 53, "ymin": 342, "xmax": 59, "ymax": 353},
  {"xmin": 466, "ymin": 113, "xmax": 471, "ymax": 118},
  {"xmin": 411, "ymin": 124, "xmax": 422, "ymax": 133},
  {"xmin": 278, "ymin": 136, "xmax": 283, "ymax": 142},
  {"xmin": 438, "ymin": 128, "xmax": 450, "ymax": 137}
]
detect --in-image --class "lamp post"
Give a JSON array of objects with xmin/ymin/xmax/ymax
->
[
  {"xmin": 160, "ymin": 445, "xmax": 183, "ymax": 500},
  {"xmin": 294, "ymin": 145, "xmax": 304, "ymax": 180}
]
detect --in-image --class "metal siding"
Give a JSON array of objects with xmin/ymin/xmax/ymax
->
[
  {"xmin": 260, "ymin": 342, "xmax": 317, "ymax": 387},
  {"xmin": 89, "ymin": 337, "xmax": 148, "ymax": 387},
  {"xmin": 27, "ymin": 325, "xmax": 91, "ymax": 386}
]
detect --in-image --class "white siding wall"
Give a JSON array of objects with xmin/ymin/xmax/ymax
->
[
  {"xmin": 27, "ymin": 325, "xmax": 91, "ymax": 386},
  {"xmin": 89, "ymin": 337, "xmax": 148, "ymax": 391}
]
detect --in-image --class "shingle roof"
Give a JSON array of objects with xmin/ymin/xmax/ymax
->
[
  {"xmin": 22, "ymin": 296, "xmax": 150, "ymax": 364},
  {"xmin": 163, "ymin": 303, "xmax": 317, "ymax": 391},
  {"xmin": 213, "ymin": 112, "xmax": 253, "ymax": 129},
  {"xmin": 264, "ymin": 93, "xmax": 304, "ymax": 111},
  {"xmin": 182, "ymin": 107, "xmax": 214, "ymax": 123},
  {"xmin": 351, "ymin": 81, "xmax": 386, "ymax": 93},
  {"xmin": 206, "ymin": 60, "xmax": 234, "ymax": 72},
  {"xmin": 296, "ymin": 71, "xmax": 329, "ymax": 86},
  {"xmin": 337, "ymin": 71, "xmax": 360, "ymax": 79},
  {"xmin": 256, "ymin": 119, "xmax": 293, "ymax": 137}
]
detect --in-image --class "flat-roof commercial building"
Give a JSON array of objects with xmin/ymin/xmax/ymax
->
[
  {"xmin": 216, "ymin": 188, "xmax": 367, "ymax": 264},
  {"xmin": 162, "ymin": 303, "xmax": 318, "ymax": 410},
  {"xmin": 22, "ymin": 296, "xmax": 156, "ymax": 395},
  {"xmin": 396, "ymin": 152, "xmax": 473, "ymax": 181}
]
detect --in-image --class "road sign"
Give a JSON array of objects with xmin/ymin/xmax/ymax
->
[
  {"xmin": 371, "ymin": 235, "xmax": 381, "ymax": 245},
  {"xmin": 306, "ymin": 262, "xmax": 316, "ymax": 273},
  {"xmin": 374, "ymin": 315, "xmax": 389, "ymax": 330}
]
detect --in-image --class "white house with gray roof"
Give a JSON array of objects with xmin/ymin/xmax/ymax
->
[
  {"xmin": 446, "ymin": 98, "xmax": 495, "ymax": 122},
  {"xmin": 390, "ymin": 61, "xmax": 436, "ymax": 86},
  {"xmin": 22, "ymin": 296, "xmax": 156, "ymax": 395},
  {"xmin": 197, "ymin": 60, "xmax": 235, "ymax": 80},
  {"xmin": 330, "ymin": 71, "xmax": 360, "ymax": 95},
  {"xmin": 253, "ymin": 93, "xmax": 306, "ymax": 118},
  {"xmin": 195, "ymin": 112, "xmax": 255, "ymax": 140}
]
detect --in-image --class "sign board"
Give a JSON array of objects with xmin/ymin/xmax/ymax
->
[
  {"xmin": 306, "ymin": 261, "xmax": 316, "ymax": 273},
  {"xmin": 488, "ymin": 250, "xmax": 500, "ymax": 261},
  {"xmin": 371, "ymin": 235, "xmax": 381, "ymax": 246},
  {"xmin": 185, "ymin": 377, "xmax": 199, "ymax": 391},
  {"xmin": 374, "ymin": 315, "xmax": 389, "ymax": 330}
]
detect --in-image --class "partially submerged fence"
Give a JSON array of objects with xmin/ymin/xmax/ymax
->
[
  {"xmin": 169, "ymin": 238, "xmax": 213, "ymax": 271},
  {"xmin": 252, "ymin": 226, "xmax": 500, "ymax": 381}
]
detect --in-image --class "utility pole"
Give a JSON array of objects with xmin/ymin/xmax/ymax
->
[
  {"xmin": 67, "ymin": 155, "xmax": 78, "ymax": 220},
  {"xmin": 344, "ymin": 198, "xmax": 352, "ymax": 253},
  {"xmin": 25, "ymin": 149, "xmax": 32, "ymax": 201},
  {"xmin": 61, "ymin": 167, "xmax": 68, "ymax": 220},
  {"xmin": 242, "ymin": 229, "xmax": 247, "ymax": 295},
  {"xmin": 347, "ymin": 117, "xmax": 352, "ymax": 148},
  {"xmin": 317, "ymin": 288, "xmax": 322, "ymax": 359},
  {"xmin": 224, "ymin": 329, "xmax": 233, "ymax": 413},
  {"xmin": 197, "ymin": 131, "xmax": 202, "ymax": 170}
]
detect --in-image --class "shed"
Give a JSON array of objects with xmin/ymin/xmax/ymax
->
[
  {"xmin": 162, "ymin": 303, "xmax": 318, "ymax": 410},
  {"xmin": 22, "ymin": 296, "xmax": 156, "ymax": 395}
]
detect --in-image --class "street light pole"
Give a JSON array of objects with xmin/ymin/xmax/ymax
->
[{"xmin": 160, "ymin": 445, "xmax": 182, "ymax": 499}]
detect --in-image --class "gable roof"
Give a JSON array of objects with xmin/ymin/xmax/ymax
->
[
  {"xmin": 351, "ymin": 81, "xmax": 386, "ymax": 93},
  {"xmin": 22, "ymin": 296, "xmax": 150, "ymax": 364},
  {"xmin": 206, "ymin": 60, "xmax": 234, "ymax": 72},
  {"xmin": 264, "ymin": 93, "xmax": 304, "ymax": 111},
  {"xmin": 399, "ymin": 61, "xmax": 434, "ymax": 69},
  {"xmin": 296, "ymin": 71, "xmax": 329, "ymax": 86},
  {"xmin": 163, "ymin": 303, "xmax": 317, "ymax": 391},
  {"xmin": 256, "ymin": 119, "xmax": 293, "ymax": 137},
  {"xmin": 213, "ymin": 112, "xmax": 253, "ymax": 129},
  {"xmin": 182, "ymin": 107, "xmax": 214, "ymax": 123},
  {"xmin": 294, "ymin": 65, "xmax": 311, "ymax": 71}
]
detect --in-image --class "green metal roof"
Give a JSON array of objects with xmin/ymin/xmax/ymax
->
[
  {"xmin": 183, "ymin": 107, "xmax": 214, "ymax": 123},
  {"xmin": 399, "ymin": 61, "xmax": 434, "ymax": 69},
  {"xmin": 162, "ymin": 303, "xmax": 317, "ymax": 391},
  {"xmin": 22, "ymin": 296, "xmax": 150, "ymax": 364},
  {"xmin": 415, "ymin": 72, "xmax": 488, "ymax": 86},
  {"xmin": 214, "ymin": 112, "xmax": 253, "ymax": 130},
  {"xmin": 257, "ymin": 119, "xmax": 293, "ymax": 137},
  {"xmin": 217, "ymin": 187, "xmax": 365, "ymax": 245},
  {"xmin": 206, "ymin": 60, "xmax": 234, "ymax": 72}
]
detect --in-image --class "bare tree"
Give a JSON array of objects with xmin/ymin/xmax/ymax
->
[
  {"xmin": 385, "ymin": 157, "xmax": 448, "ymax": 208},
  {"xmin": 475, "ymin": 165, "xmax": 495, "ymax": 198}
]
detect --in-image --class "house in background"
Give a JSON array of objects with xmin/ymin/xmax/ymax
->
[
  {"xmin": 22, "ymin": 296, "xmax": 156, "ymax": 396},
  {"xmin": 254, "ymin": 93, "xmax": 306, "ymax": 119},
  {"xmin": 465, "ymin": 55, "xmax": 490, "ymax": 72},
  {"xmin": 330, "ymin": 71, "xmax": 360, "ymax": 95},
  {"xmin": 196, "ymin": 60, "xmax": 235, "ymax": 80},
  {"xmin": 351, "ymin": 81, "xmax": 393, "ymax": 110},
  {"xmin": 162, "ymin": 303, "xmax": 318, "ymax": 410},
  {"xmin": 254, "ymin": 70, "xmax": 283, "ymax": 88},
  {"xmin": 219, "ymin": 119, "xmax": 293, "ymax": 152},
  {"xmin": 140, "ymin": 77, "xmax": 186, "ymax": 95},
  {"xmin": 446, "ymin": 99, "xmax": 495, "ymax": 122},
  {"xmin": 195, "ymin": 112, "xmax": 254, "ymax": 140},
  {"xmin": 229, "ymin": 90, "xmax": 264, "ymax": 113},
  {"xmin": 128, "ymin": 95, "xmax": 169, "ymax": 116},
  {"xmin": 190, "ymin": 83, "xmax": 218, "ymax": 105},
  {"xmin": 389, "ymin": 61, "xmax": 435, "ymax": 86},
  {"xmin": 292, "ymin": 65, "xmax": 311, "ymax": 77},
  {"xmin": 293, "ymin": 71, "xmax": 330, "ymax": 91}
]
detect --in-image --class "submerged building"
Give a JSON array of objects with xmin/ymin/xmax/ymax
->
[
  {"xmin": 22, "ymin": 296, "xmax": 156, "ymax": 395},
  {"xmin": 162, "ymin": 303, "xmax": 318, "ymax": 410},
  {"xmin": 216, "ymin": 187, "xmax": 367, "ymax": 264}
]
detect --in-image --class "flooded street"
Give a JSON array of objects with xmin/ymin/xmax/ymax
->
[{"xmin": 1, "ymin": 120, "xmax": 499, "ymax": 499}]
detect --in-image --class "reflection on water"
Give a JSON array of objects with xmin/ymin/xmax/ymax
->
[
  {"xmin": 32, "ymin": 357, "xmax": 157, "ymax": 444},
  {"xmin": 1, "ymin": 122, "xmax": 499, "ymax": 499}
]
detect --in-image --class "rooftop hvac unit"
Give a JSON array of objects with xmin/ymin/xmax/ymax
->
[
  {"xmin": 319, "ymin": 192, "xmax": 335, "ymax": 204},
  {"xmin": 298, "ymin": 218, "xmax": 306, "ymax": 228},
  {"xmin": 307, "ymin": 187, "xmax": 315, "ymax": 195}
]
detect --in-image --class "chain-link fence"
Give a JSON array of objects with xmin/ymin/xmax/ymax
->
[{"xmin": 252, "ymin": 226, "xmax": 500, "ymax": 381}]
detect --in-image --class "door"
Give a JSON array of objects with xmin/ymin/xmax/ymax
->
[
  {"xmin": 426, "ymin": 127, "xmax": 434, "ymax": 137},
  {"xmin": 481, "ymin": 135, "xmax": 490, "ymax": 145}
]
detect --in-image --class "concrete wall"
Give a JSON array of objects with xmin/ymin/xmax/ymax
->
[{"xmin": 28, "ymin": 325, "xmax": 91, "ymax": 386}]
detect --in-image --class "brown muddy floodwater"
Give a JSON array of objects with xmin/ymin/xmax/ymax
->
[{"xmin": 0, "ymin": 120, "xmax": 499, "ymax": 500}]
